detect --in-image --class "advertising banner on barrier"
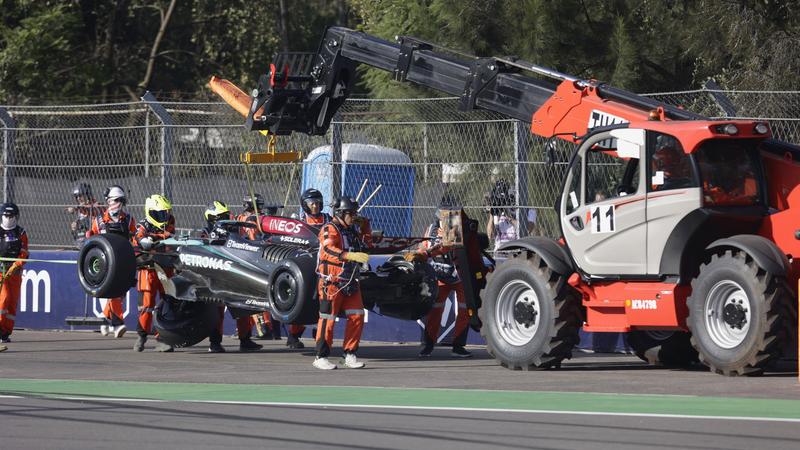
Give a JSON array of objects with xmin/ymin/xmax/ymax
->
[{"xmin": 14, "ymin": 251, "xmax": 486, "ymax": 345}]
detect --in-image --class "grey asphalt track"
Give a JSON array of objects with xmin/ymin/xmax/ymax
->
[{"xmin": 1, "ymin": 330, "xmax": 799, "ymax": 449}]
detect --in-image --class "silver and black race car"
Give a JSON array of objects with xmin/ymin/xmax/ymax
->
[{"xmin": 76, "ymin": 216, "xmax": 439, "ymax": 347}]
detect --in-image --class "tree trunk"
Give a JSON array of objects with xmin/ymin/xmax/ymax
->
[
  {"xmin": 278, "ymin": 0, "xmax": 290, "ymax": 53},
  {"xmin": 101, "ymin": 0, "xmax": 129, "ymax": 102},
  {"xmin": 138, "ymin": 0, "xmax": 178, "ymax": 95},
  {"xmin": 337, "ymin": 0, "xmax": 348, "ymax": 26}
]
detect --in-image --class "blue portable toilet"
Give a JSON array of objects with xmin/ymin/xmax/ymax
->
[{"xmin": 301, "ymin": 143, "xmax": 414, "ymax": 237}]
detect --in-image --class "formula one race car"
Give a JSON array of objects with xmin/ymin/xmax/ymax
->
[{"xmin": 76, "ymin": 216, "xmax": 441, "ymax": 347}]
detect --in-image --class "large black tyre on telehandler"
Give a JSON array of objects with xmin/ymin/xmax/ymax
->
[
  {"xmin": 77, "ymin": 234, "xmax": 136, "ymax": 298},
  {"xmin": 479, "ymin": 251, "xmax": 581, "ymax": 370},
  {"xmin": 687, "ymin": 249, "xmax": 794, "ymax": 376}
]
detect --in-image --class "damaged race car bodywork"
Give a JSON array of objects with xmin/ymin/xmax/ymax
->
[{"xmin": 77, "ymin": 217, "xmax": 439, "ymax": 347}]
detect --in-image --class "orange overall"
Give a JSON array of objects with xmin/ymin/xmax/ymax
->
[
  {"xmin": 133, "ymin": 217, "xmax": 175, "ymax": 337},
  {"xmin": 236, "ymin": 212, "xmax": 271, "ymax": 336},
  {"xmin": 87, "ymin": 211, "xmax": 136, "ymax": 326},
  {"xmin": 0, "ymin": 227, "xmax": 28, "ymax": 339},
  {"xmin": 282, "ymin": 212, "xmax": 328, "ymax": 339},
  {"xmin": 315, "ymin": 221, "xmax": 365, "ymax": 357},
  {"xmin": 420, "ymin": 224, "xmax": 469, "ymax": 348}
]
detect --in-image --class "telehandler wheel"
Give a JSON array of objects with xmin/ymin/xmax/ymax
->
[
  {"xmin": 626, "ymin": 331, "xmax": 698, "ymax": 367},
  {"xmin": 687, "ymin": 250, "xmax": 792, "ymax": 376},
  {"xmin": 479, "ymin": 251, "xmax": 580, "ymax": 370}
]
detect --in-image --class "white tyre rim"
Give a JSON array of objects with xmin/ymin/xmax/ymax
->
[
  {"xmin": 703, "ymin": 280, "xmax": 751, "ymax": 349},
  {"xmin": 495, "ymin": 280, "xmax": 540, "ymax": 346}
]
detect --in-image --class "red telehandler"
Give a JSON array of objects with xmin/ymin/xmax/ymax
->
[{"xmin": 212, "ymin": 27, "xmax": 799, "ymax": 376}]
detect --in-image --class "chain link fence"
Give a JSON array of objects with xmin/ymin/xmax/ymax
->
[{"xmin": 1, "ymin": 88, "xmax": 799, "ymax": 249}]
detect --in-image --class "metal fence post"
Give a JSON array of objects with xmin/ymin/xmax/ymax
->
[
  {"xmin": 144, "ymin": 109, "xmax": 150, "ymax": 178},
  {"xmin": 514, "ymin": 120, "xmax": 531, "ymax": 237},
  {"xmin": 0, "ymin": 107, "xmax": 16, "ymax": 203},
  {"xmin": 141, "ymin": 92, "xmax": 173, "ymax": 199},
  {"xmin": 423, "ymin": 123, "xmax": 429, "ymax": 182},
  {"xmin": 331, "ymin": 112, "xmax": 343, "ymax": 200}
]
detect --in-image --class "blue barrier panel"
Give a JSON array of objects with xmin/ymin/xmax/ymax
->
[{"xmin": 15, "ymin": 251, "xmax": 621, "ymax": 351}]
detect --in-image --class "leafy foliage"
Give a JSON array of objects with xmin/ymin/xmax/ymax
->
[{"xmin": 2, "ymin": 0, "xmax": 799, "ymax": 103}]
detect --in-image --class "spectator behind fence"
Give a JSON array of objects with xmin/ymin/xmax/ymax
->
[
  {"xmin": 66, "ymin": 182, "xmax": 104, "ymax": 248},
  {"xmin": 484, "ymin": 177, "xmax": 539, "ymax": 252}
]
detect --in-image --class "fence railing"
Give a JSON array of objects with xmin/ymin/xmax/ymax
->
[{"xmin": 1, "ymin": 88, "xmax": 799, "ymax": 249}]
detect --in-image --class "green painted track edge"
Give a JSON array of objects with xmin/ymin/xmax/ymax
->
[{"xmin": 1, "ymin": 379, "xmax": 799, "ymax": 420}]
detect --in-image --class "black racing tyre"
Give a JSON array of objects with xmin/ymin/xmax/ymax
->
[
  {"xmin": 268, "ymin": 256, "xmax": 318, "ymax": 325},
  {"xmin": 154, "ymin": 296, "xmax": 220, "ymax": 347},
  {"xmin": 687, "ymin": 250, "xmax": 793, "ymax": 376},
  {"xmin": 77, "ymin": 234, "xmax": 136, "ymax": 298},
  {"xmin": 626, "ymin": 330, "xmax": 698, "ymax": 367},
  {"xmin": 479, "ymin": 251, "xmax": 581, "ymax": 370}
]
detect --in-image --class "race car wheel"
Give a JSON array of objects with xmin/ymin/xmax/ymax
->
[
  {"xmin": 77, "ymin": 234, "xmax": 136, "ymax": 298},
  {"xmin": 626, "ymin": 330, "xmax": 698, "ymax": 367},
  {"xmin": 479, "ymin": 251, "xmax": 581, "ymax": 370},
  {"xmin": 268, "ymin": 256, "xmax": 318, "ymax": 325},
  {"xmin": 154, "ymin": 296, "xmax": 220, "ymax": 347},
  {"xmin": 687, "ymin": 249, "xmax": 792, "ymax": 376}
]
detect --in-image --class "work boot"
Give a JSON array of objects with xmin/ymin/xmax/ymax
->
[
  {"xmin": 114, "ymin": 324, "xmax": 127, "ymax": 338},
  {"xmin": 133, "ymin": 335, "xmax": 147, "ymax": 352},
  {"xmin": 208, "ymin": 342, "xmax": 226, "ymax": 353},
  {"xmin": 156, "ymin": 341, "xmax": 174, "ymax": 352},
  {"xmin": 313, "ymin": 357, "xmax": 337, "ymax": 370},
  {"xmin": 0, "ymin": 344, "xmax": 7, "ymax": 352},
  {"xmin": 286, "ymin": 334, "xmax": 305, "ymax": 349},
  {"xmin": 341, "ymin": 353, "xmax": 365, "ymax": 369},
  {"xmin": 99, "ymin": 325, "xmax": 110, "ymax": 336},
  {"xmin": 418, "ymin": 341, "xmax": 434, "ymax": 357},
  {"xmin": 239, "ymin": 338, "xmax": 263, "ymax": 352},
  {"xmin": 451, "ymin": 346, "xmax": 472, "ymax": 358}
]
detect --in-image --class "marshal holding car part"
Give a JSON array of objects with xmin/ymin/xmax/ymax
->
[{"xmin": 213, "ymin": 26, "xmax": 799, "ymax": 376}]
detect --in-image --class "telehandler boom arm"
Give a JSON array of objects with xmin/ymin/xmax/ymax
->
[{"xmin": 244, "ymin": 27, "xmax": 704, "ymax": 140}]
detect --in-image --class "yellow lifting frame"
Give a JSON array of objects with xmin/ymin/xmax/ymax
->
[
  {"xmin": 240, "ymin": 131, "xmax": 302, "ymax": 231},
  {"xmin": 239, "ymin": 133, "xmax": 302, "ymax": 164}
]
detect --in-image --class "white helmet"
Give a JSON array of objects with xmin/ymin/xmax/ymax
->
[{"xmin": 104, "ymin": 185, "xmax": 127, "ymax": 205}]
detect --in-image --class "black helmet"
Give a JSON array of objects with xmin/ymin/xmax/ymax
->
[
  {"xmin": 436, "ymin": 192, "xmax": 461, "ymax": 221},
  {"xmin": 331, "ymin": 196, "xmax": 358, "ymax": 220},
  {"xmin": 242, "ymin": 193, "xmax": 265, "ymax": 211},
  {"xmin": 300, "ymin": 188, "xmax": 323, "ymax": 214},
  {"xmin": 1, "ymin": 202, "xmax": 19, "ymax": 217},
  {"xmin": 73, "ymin": 182, "xmax": 92, "ymax": 199}
]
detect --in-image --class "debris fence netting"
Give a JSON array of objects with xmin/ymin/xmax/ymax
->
[{"xmin": 1, "ymin": 89, "xmax": 798, "ymax": 249}]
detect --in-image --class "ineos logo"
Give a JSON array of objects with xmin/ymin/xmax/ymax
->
[{"xmin": 268, "ymin": 219, "xmax": 303, "ymax": 234}]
